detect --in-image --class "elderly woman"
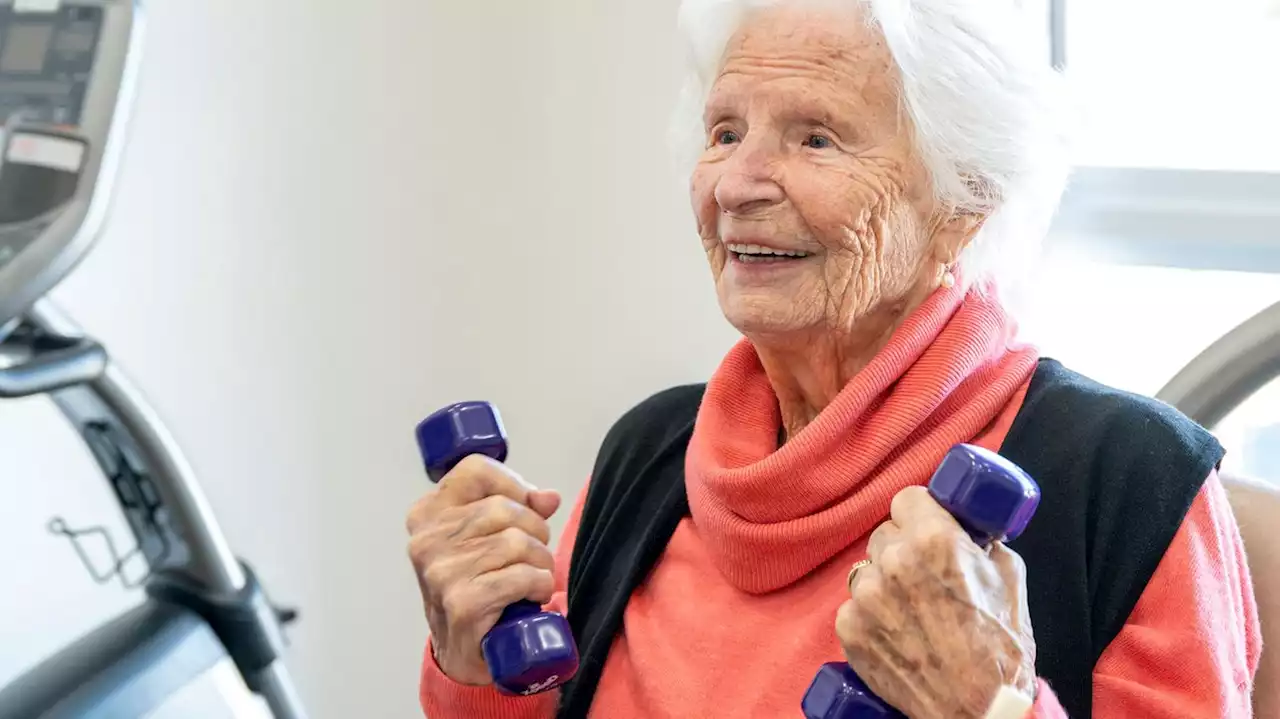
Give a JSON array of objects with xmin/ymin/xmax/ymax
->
[{"xmin": 405, "ymin": 0, "xmax": 1261, "ymax": 717}]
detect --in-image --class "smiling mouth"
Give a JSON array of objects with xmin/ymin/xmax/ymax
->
[{"xmin": 726, "ymin": 243, "xmax": 812, "ymax": 263}]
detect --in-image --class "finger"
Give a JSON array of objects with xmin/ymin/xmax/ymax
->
[
  {"xmin": 423, "ymin": 526, "xmax": 556, "ymax": 590},
  {"xmin": 987, "ymin": 542, "xmax": 1036, "ymax": 671},
  {"xmin": 475, "ymin": 563, "xmax": 558, "ymax": 609},
  {"xmin": 837, "ymin": 568, "xmax": 887, "ymax": 662},
  {"xmin": 988, "ymin": 542, "xmax": 1032, "ymax": 622},
  {"xmin": 890, "ymin": 485, "xmax": 963, "ymax": 532},
  {"xmin": 443, "ymin": 564, "xmax": 557, "ymax": 633},
  {"xmin": 834, "ymin": 598, "xmax": 862, "ymax": 654},
  {"xmin": 436, "ymin": 454, "xmax": 536, "ymax": 507},
  {"xmin": 527, "ymin": 489, "xmax": 562, "ymax": 520},
  {"xmin": 407, "ymin": 458, "xmax": 520, "ymax": 536},
  {"xmin": 988, "ymin": 541, "xmax": 1028, "ymax": 587},
  {"xmin": 865, "ymin": 521, "xmax": 901, "ymax": 562},
  {"xmin": 407, "ymin": 464, "xmax": 557, "ymax": 536},
  {"xmin": 846, "ymin": 556, "xmax": 884, "ymax": 599},
  {"xmin": 453, "ymin": 495, "xmax": 554, "ymax": 545},
  {"xmin": 406, "ymin": 492, "xmax": 437, "ymax": 535},
  {"xmin": 470, "ymin": 527, "xmax": 557, "ymax": 574}
]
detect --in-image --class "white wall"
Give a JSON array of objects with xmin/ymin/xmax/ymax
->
[{"xmin": 0, "ymin": 1, "xmax": 735, "ymax": 718}]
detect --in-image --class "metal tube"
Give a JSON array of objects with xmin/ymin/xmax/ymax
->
[
  {"xmin": 89, "ymin": 363, "xmax": 247, "ymax": 591},
  {"xmin": 0, "ymin": 337, "xmax": 107, "ymax": 397},
  {"xmin": 253, "ymin": 660, "xmax": 311, "ymax": 719},
  {"xmin": 27, "ymin": 299, "xmax": 246, "ymax": 592},
  {"xmin": 1156, "ymin": 300, "xmax": 1280, "ymax": 430},
  {"xmin": 0, "ymin": 317, "xmax": 18, "ymax": 344}
]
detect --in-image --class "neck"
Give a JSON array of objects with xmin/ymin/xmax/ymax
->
[{"xmin": 755, "ymin": 298, "xmax": 918, "ymax": 441}]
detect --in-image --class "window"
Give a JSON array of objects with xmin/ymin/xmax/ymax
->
[
  {"xmin": 1063, "ymin": 0, "xmax": 1280, "ymax": 172},
  {"xmin": 1032, "ymin": 1, "xmax": 1280, "ymax": 488}
]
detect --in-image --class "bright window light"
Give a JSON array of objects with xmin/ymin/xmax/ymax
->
[{"xmin": 1065, "ymin": 0, "xmax": 1280, "ymax": 171}]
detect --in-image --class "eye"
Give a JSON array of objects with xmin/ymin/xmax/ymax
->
[
  {"xmin": 803, "ymin": 133, "xmax": 834, "ymax": 150},
  {"xmin": 714, "ymin": 129, "xmax": 741, "ymax": 146}
]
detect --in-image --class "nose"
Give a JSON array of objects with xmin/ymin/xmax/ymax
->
[{"xmin": 713, "ymin": 138, "xmax": 785, "ymax": 216}]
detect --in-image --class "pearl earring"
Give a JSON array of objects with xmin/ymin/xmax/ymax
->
[{"xmin": 940, "ymin": 266, "xmax": 956, "ymax": 289}]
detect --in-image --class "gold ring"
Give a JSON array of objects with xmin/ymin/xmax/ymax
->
[{"xmin": 847, "ymin": 559, "xmax": 872, "ymax": 593}]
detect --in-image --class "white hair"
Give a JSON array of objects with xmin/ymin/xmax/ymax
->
[{"xmin": 671, "ymin": 0, "xmax": 1074, "ymax": 301}]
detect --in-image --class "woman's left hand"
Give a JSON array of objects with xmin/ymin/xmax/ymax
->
[{"xmin": 837, "ymin": 486, "xmax": 1038, "ymax": 719}]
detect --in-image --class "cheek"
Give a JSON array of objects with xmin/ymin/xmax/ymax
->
[
  {"xmin": 784, "ymin": 170, "xmax": 882, "ymax": 251},
  {"xmin": 786, "ymin": 167, "xmax": 922, "ymax": 274},
  {"xmin": 689, "ymin": 164, "xmax": 721, "ymax": 235}
]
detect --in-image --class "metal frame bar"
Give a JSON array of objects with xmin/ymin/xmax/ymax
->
[
  {"xmin": 1156, "ymin": 300, "xmax": 1280, "ymax": 429},
  {"xmin": 1048, "ymin": 0, "xmax": 1067, "ymax": 70},
  {"xmin": 1049, "ymin": 167, "xmax": 1280, "ymax": 274}
]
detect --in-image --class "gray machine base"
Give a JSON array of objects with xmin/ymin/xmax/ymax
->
[{"xmin": 0, "ymin": 599, "xmax": 227, "ymax": 719}]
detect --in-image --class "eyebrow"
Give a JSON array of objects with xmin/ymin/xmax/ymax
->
[
  {"xmin": 780, "ymin": 102, "xmax": 840, "ymax": 127},
  {"xmin": 702, "ymin": 83, "xmax": 736, "ymax": 115},
  {"xmin": 702, "ymin": 76, "xmax": 868, "ymax": 136}
]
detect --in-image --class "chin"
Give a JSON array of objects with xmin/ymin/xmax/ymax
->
[{"xmin": 719, "ymin": 297, "xmax": 810, "ymax": 338}]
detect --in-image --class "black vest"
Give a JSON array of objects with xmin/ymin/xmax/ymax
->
[{"xmin": 556, "ymin": 359, "xmax": 1223, "ymax": 718}]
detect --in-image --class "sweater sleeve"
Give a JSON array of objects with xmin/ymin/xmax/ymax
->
[
  {"xmin": 1026, "ymin": 471, "xmax": 1261, "ymax": 717},
  {"xmin": 418, "ymin": 483, "xmax": 589, "ymax": 719}
]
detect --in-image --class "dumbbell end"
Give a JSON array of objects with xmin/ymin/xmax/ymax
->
[
  {"xmin": 928, "ymin": 444, "xmax": 1040, "ymax": 545},
  {"xmin": 802, "ymin": 662, "xmax": 906, "ymax": 719},
  {"xmin": 482, "ymin": 603, "xmax": 579, "ymax": 695},
  {"xmin": 415, "ymin": 401, "xmax": 509, "ymax": 483}
]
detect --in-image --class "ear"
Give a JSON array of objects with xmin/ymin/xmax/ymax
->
[{"xmin": 931, "ymin": 206, "xmax": 988, "ymax": 266}]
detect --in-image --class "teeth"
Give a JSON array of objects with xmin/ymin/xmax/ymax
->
[{"xmin": 725, "ymin": 243, "xmax": 809, "ymax": 257}]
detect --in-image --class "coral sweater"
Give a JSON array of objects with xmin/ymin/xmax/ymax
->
[{"xmin": 419, "ymin": 286, "xmax": 1261, "ymax": 718}]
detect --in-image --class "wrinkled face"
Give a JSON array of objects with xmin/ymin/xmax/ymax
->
[{"xmin": 692, "ymin": 5, "xmax": 968, "ymax": 338}]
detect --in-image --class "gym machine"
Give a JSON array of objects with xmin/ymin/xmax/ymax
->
[{"xmin": 0, "ymin": 2, "xmax": 308, "ymax": 717}]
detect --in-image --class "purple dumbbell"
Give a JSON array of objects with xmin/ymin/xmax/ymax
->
[
  {"xmin": 800, "ymin": 444, "xmax": 1041, "ymax": 719},
  {"xmin": 415, "ymin": 401, "xmax": 580, "ymax": 696}
]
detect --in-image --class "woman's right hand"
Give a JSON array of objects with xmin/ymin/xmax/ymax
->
[{"xmin": 405, "ymin": 454, "xmax": 562, "ymax": 685}]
